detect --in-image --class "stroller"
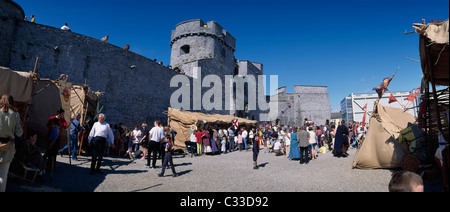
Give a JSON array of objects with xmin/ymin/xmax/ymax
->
[{"xmin": 184, "ymin": 141, "xmax": 197, "ymax": 157}]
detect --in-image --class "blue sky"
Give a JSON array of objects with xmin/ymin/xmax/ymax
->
[{"xmin": 16, "ymin": 0, "xmax": 449, "ymax": 112}]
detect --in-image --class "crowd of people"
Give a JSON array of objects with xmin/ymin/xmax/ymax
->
[
  {"xmin": 0, "ymin": 90, "xmax": 379, "ymax": 192},
  {"xmin": 1, "ymin": 91, "xmax": 427, "ymax": 192}
]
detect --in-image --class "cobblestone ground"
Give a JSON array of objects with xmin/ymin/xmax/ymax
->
[{"xmin": 6, "ymin": 147, "xmax": 393, "ymax": 192}]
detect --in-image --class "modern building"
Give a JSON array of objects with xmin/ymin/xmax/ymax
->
[{"xmin": 340, "ymin": 91, "xmax": 420, "ymax": 124}]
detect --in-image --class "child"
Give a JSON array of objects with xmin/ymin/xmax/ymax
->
[
  {"xmin": 237, "ymin": 131, "xmax": 243, "ymax": 151},
  {"xmin": 221, "ymin": 136, "xmax": 226, "ymax": 153},
  {"xmin": 389, "ymin": 171, "xmax": 423, "ymax": 192},
  {"xmin": 158, "ymin": 135, "xmax": 177, "ymax": 177},
  {"xmin": 252, "ymin": 134, "xmax": 260, "ymax": 169}
]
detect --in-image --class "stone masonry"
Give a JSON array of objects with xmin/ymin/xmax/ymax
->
[
  {"xmin": 1, "ymin": 0, "xmax": 266, "ymax": 128},
  {"xmin": 269, "ymin": 85, "xmax": 331, "ymax": 126}
]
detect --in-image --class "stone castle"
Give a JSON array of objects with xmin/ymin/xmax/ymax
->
[
  {"xmin": 0, "ymin": 0, "xmax": 264, "ymax": 127},
  {"xmin": 1, "ymin": 0, "xmax": 330, "ymax": 128}
]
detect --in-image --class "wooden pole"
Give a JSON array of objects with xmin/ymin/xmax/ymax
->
[
  {"xmin": 405, "ymin": 57, "xmax": 421, "ymax": 63},
  {"xmin": 424, "ymin": 36, "xmax": 443, "ymax": 133},
  {"xmin": 77, "ymin": 86, "xmax": 88, "ymax": 156},
  {"xmin": 33, "ymin": 57, "xmax": 39, "ymax": 74}
]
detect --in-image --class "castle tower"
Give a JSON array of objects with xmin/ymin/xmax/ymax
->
[
  {"xmin": 170, "ymin": 19, "xmax": 236, "ymax": 78},
  {"xmin": 0, "ymin": 0, "xmax": 25, "ymax": 67}
]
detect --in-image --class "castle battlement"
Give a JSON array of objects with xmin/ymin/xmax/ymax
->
[{"xmin": 171, "ymin": 19, "xmax": 236, "ymax": 51}]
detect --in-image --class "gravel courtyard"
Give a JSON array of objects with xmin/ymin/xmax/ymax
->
[{"xmin": 6, "ymin": 147, "xmax": 394, "ymax": 192}]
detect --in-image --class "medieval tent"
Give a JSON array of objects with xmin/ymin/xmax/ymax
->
[
  {"xmin": 352, "ymin": 103, "xmax": 416, "ymax": 169},
  {"xmin": 167, "ymin": 107, "xmax": 258, "ymax": 150},
  {"xmin": 412, "ymin": 19, "xmax": 449, "ymax": 153},
  {"xmin": 27, "ymin": 77, "xmax": 100, "ymax": 149},
  {"xmin": 412, "ymin": 19, "xmax": 449, "ymax": 191},
  {"xmin": 1, "ymin": 66, "xmax": 100, "ymax": 149},
  {"xmin": 0, "ymin": 66, "xmax": 34, "ymax": 119}
]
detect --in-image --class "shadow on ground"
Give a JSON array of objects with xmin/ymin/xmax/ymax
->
[{"xmin": 6, "ymin": 157, "xmax": 146, "ymax": 192}]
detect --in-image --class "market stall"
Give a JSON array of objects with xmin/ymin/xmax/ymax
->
[
  {"xmin": 413, "ymin": 19, "xmax": 449, "ymax": 191},
  {"xmin": 167, "ymin": 107, "xmax": 258, "ymax": 151}
]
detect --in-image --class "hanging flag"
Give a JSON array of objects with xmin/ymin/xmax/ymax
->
[
  {"xmin": 389, "ymin": 93, "xmax": 398, "ymax": 104},
  {"xmin": 404, "ymin": 90, "xmax": 420, "ymax": 102},
  {"xmin": 373, "ymin": 85, "xmax": 384, "ymax": 99},
  {"xmin": 373, "ymin": 76, "xmax": 394, "ymax": 98},
  {"xmin": 372, "ymin": 68, "xmax": 398, "ymax": 99},
  {"xmin": 361, "ymin": 103, "xmax": 368, "ymax": 129},
  {"xmin": 232, "ymin": 119, "xmax": 239, "ymax": 129}
]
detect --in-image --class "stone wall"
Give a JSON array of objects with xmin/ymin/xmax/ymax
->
[
  {"xmin": 6, "ymin": 20, "xmax": 180, "ymax": 127},
  {"xmin": 1, "ymin": 0, "xmax": 267, "ymax": 128},
  {"xmin": 271, "ymin": 85, "xmax": 331, "ymax": 126},
  {"xmin": 0, "ymin": 0, "xmax": 24, "ymax": 67},
  {"xmin": 295, "ymin": 85, "xmax": 331, "ymax": 126}
]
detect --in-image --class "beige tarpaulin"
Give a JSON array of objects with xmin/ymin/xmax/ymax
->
[
  {"xmin": 413, "ymin": 19, "xmax": 449, "ymax": 86},
  {"xmin": 28, "ymin": 80, "xmax": 100, "ymax": 148},
  {"xmin": 1, "ymin": 66, "xmax": 99, "ymax": 149},
  {"xmin": 413, "ymin": 19, "xmax": 449, "ymax": 45},
  {"xmin": 167, "ymin": 107, "xmax": 258, "ymax": 150},
  {"xmin": 70, "ymin": 84, "xmax": 99, "ymax": 126},
  {"xmin": 353, "ymin": 103, "xmax": 416, "ymax": 169},
  {"xmin": 0, "ymin": 66, "xmax": 33, "ymax": 102},
  {"xmin": 27, "ymin": 80, "xmax": 67, "ymax": 147}
]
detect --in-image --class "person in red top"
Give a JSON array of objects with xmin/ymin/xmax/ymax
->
[
  {"xmin": 47, "ymin": 108, "xmax": 68, "ymax": 136},
  {"xmin": 316, "ymin": 126, "xmax": 323, "ymax": 147},
  {"xmin": 194, "ymin": 129, "xmax": 204, "ymax": 156}
]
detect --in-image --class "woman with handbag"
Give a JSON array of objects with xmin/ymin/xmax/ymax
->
[{"xmin": 0, "ymin": 94, "xmax": 23, "ymax": 192}]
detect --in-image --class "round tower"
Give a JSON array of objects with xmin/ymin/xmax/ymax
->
[
  {"xmin": 0, "ymin": 0, "xmax": 25, "ymax": 67},
  {"xmin": 170, "ymin": 19, "xmax": 236, "ymax": 77}
]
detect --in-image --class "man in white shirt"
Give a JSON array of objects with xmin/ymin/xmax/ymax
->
[
  {"xmin": 241, "ymin": 127, "xmax": 248, "ymax": 149},
  {"xmin": 88, "ymin": 113, "xmax": 114, "ymax": 175},
  {"xmin": 146, "ymin": 120, "xmax": 164, "ymax": 168},
  {"xmin": 61, "ymin": 23, "xmax": 71, "ymax": 32},
  {"xmin": 273, "ymin": 140, "xmax": 283, "ymax": 156}
]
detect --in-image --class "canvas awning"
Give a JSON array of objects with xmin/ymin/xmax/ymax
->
[
  {"xmin": 0, "ymin": 66, "xmax": 34, "ymax": 102},
  {"xmin": 413, "ymin": 19, "xmax": 449, "ymax": 86},
  {"xmin": 167, "ymin": 107, "xmax": 258, "ymax": 150}
]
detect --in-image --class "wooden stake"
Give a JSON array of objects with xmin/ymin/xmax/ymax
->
[
  {"xmin": 405, "ymin": 57, "xmax": 420, "ymax": 63},
  {"xmin": 33, "ymin": 57, "xmax": 39, "ymax": 74}
]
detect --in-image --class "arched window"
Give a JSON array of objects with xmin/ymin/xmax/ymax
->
[{"xmin": 180, "ymin": 45, "xmax": 190, "ymax": 55}]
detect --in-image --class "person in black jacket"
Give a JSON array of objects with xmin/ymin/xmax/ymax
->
[
  {"xmin": 158, "ymin": 135, "xmax": 177, "ymax": 177},
  {"xmin": 333, "ymin": 120, "xmax": 349, "ymax": 157}
]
